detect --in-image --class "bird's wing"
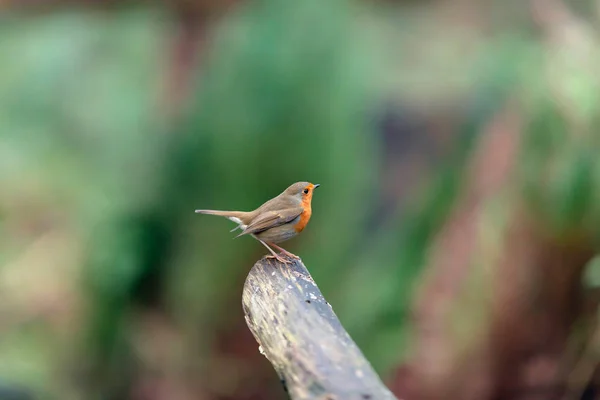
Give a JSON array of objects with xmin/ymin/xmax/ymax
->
[{"xmin": 236, "ymin": 207, "xmax": 303, "ymax": 237}]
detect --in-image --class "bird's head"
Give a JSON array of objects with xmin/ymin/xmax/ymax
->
[{"xmin": 284, "ymin": 181, "xmax": 320, "ymax": 205}]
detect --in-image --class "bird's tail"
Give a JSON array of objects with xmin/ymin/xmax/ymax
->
[
  {"xmin": 194, "ymin": 209, "xmax": 251, "ymax": 232},
  {"xmin": 194, "ymin": 209, "xmax": 242, "ymax": 217}
]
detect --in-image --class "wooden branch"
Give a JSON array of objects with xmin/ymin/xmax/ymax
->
[{"xmin": 242, "ymin": 257, "xmax": 399, "ymax": 400}]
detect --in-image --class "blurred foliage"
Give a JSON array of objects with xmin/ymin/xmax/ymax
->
[
  {"xmin": 518, "ymin": 32, "xmax": 600, "ymax": 240},
  {"xmin": 0, "ymin": 7, "xmax": 171, "ymax": 399}
]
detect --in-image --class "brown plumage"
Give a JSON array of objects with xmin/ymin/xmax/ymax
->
[{"xmin": 195, "ymin": 181, "xmax": 320, "ymax": 263}]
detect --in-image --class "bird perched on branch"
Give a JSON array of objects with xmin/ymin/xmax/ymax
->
[{"xmin": 195, "ymin": 182, "xmax": 320, "ymax": 263}]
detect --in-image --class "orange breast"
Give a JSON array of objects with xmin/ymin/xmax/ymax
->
[
  {"xmin": 294, "ymin": 190, "xmax": 314, "ymax": 233},
  {"xmin": 294, "ymin": 208, "xmax": 312, "ymax": 233}
]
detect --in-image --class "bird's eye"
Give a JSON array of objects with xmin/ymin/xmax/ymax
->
[{"xmin": 303, "ymin": 188, "xmax": 309, "ymax": 194}]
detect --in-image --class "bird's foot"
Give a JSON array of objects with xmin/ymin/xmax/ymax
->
[
  {"xmin": 268, "ymin": 244, "xmax": 301, "ymax": 260},
  {"xmin": 265, "ymin": 254, "xmax": 293, "ymax": 264},
  {"xmin": 281, "ymin": 251, "xmax": 301, "ymax": 260}
]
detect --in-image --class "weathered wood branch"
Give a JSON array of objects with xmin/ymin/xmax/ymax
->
[{"xmin": 242, "ymin": 256, "xmax": 399, "ymax": 400}]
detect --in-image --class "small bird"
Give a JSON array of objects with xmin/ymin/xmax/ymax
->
[{"xmin": 195, "ymin": 182, "xmax": 320, "ymax": 263}]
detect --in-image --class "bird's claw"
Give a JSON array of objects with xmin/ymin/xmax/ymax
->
[
  {"xmin": 279, "ymin": 251, "xmax": 300, "ymax": 260},
  {"xmin": 265, "ymin": 254, "xmax": 293, "ymax": 264}
]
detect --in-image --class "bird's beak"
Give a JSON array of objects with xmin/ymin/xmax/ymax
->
[{"xmin": 313, "ymin": 184, "xmax": 320, "ymax": 189}]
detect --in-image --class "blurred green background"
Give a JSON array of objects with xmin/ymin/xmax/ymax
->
[{"xmin": 1, "ymin": 0, "xmax": 600, "ymax": 399}]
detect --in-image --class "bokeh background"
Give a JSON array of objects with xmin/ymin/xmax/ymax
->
[{"xmin": 2, "ymin": 0, "xmax": 600, "ymax": 399}]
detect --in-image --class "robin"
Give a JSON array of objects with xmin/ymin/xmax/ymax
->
[{"xmin": 195, "ymin": 182, "xmax": 320, "ymax": 263}]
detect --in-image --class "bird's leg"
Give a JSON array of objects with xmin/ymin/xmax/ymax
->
[
  {"xmin": 257, "ymin": 239, "xmax": 291, "ymax": 264},
  {"xmin": 269, "ymin": 242, "xmax": 301, "ymax": 260}
]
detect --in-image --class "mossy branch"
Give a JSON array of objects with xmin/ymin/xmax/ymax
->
[{"xmin": 242, "ymin": 257, "xmax": 399, "ymax": 400}]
